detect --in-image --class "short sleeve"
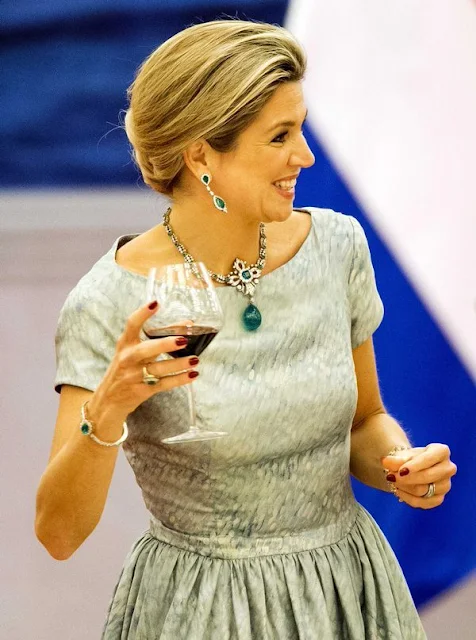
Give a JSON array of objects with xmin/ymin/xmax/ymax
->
[
  {"xmin": 347, "ymin": 216, "xmax": 384, "ymax": 349},
  {"xmin": 54, "ymin": 286, "xmax": 118, "ymax": 394}
]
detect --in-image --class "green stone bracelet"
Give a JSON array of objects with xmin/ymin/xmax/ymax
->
[{"xmin": 80, "ymin": 401, "xmax": 128, "ymax": 447}]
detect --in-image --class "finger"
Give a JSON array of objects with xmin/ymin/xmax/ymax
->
[
  {"xmin": 138, "ymin": 355, "xmax": 199, "ymax": 382},
  {"xmin": 394, "ymin": 486, "xmax": 445, "ymax": 510},
  {"xmin": 135, "ymin": 368, "xmax": 199, "ymax": 394},
  {"xmin": 394, "ymin": 479, "xmax": 452, "ymax": 499},
  {"xmin": 394, "ymin": 460, "xmax": 457, "ymax": 486},
  {"xmin": 119, "ymin": 301, "xmax": 159, "ymax": 346},
  {"xmin": 381, "ymin": 448, "xmax": 424, "ymax": 471},
  {"xmin": 395, "ymin": 444, "xmax": 452, "ymax": 477},
  {"xmin": 129, "ymin": 335, "xmax": 192, "ymax": 364}
]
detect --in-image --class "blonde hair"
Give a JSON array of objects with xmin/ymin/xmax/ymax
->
[{"xmin": 125, "ymin": 19, "xmax": 306, "ymax": 195}]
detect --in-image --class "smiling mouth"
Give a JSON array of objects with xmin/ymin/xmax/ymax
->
[{"xmin": 272, "ymin": 178, "xmax": 297, "ymax": 191}]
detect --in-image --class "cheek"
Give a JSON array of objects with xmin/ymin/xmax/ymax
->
[{"xmin": 219, "ymin": 149, "xmax": 283, "ymax": 197}]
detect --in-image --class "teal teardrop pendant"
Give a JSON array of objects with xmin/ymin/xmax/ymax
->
[
  {"xmin": 213, "ymin": 195, "xmax": 227, "ymax": 212},
  {"xmin": 242, "ymin": 304, "xmax": 262, "ymax": 331}
]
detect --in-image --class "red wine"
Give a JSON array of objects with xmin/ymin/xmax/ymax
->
[{"xmin": 144, "ymin": 325, "xmax": 218, "ymax": 358}]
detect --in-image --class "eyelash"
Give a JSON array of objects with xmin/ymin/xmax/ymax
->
[
  {"xmin": 272, "ymin": 131, "xmax": 288, "ymax": 144},
  {"xmin": 272, "ymin": 124, "xmax": 307, "ymax": 145}
]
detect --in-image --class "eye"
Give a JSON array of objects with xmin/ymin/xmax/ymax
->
[{"xmin": 272, "ymin": 131, "xmax": 288, "ymax": 144}]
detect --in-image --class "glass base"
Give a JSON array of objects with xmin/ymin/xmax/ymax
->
[{"xmin": 161, "ymin": 427, "xmax": 228, "ymax": 444}]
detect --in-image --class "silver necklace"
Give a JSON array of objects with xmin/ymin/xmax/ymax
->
[{"xmin": 162, "ymin": 207, "xmax": 266, "ymax": 331}]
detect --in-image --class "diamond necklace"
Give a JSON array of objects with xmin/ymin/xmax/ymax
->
[{"xmin": 162, "ymin": 207, "xmax": 266, "ymax": 331}]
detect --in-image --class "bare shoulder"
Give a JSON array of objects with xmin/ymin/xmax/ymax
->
[{"xmin": 114, "ymin": 224, "xmax": 176, "ymax": 277}]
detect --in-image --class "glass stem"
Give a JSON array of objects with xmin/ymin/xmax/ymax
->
[{"xmin": 186, "ymin": 383, "xmax": 198, "ymax": 431}]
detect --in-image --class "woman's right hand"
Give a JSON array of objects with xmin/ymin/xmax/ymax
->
[{"xmin": 88, "ymin": 301, "xmax": 199, "ymax": 422}]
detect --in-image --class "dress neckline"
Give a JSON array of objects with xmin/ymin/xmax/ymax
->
[{"xmin": 110, "ymin": 208, "xmax": 315, "ymax": 289}]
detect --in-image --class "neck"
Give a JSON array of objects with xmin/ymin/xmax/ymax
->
[{"xmin": 165, "ymin": 199, "xmax": 264, "ymax": 275}]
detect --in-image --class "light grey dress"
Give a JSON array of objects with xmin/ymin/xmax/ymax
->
[{"xmin": 54, "ymin": 208, "xmax": 426, "ymax": 639}]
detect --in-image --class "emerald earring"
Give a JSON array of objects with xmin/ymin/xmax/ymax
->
[{"xmin": 200, "ymin": 174, "xmax": 227, "ymax": 213}]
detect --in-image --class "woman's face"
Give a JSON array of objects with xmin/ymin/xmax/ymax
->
[{"xmin": 212, "ymin": 81, "xmax": 315, "ymax": 224}]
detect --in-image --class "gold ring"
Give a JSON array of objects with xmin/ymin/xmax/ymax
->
[{"xmin": 142, "ymin": 366, "xmax": 160, "ymax": 386}]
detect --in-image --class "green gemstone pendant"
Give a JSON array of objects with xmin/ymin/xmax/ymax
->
[
  {"xmin": 213, "ymin": 195, "xmax": 227, "ymax": 212},
  {"xmin": 242, "ymin": 304, "xmax": 262, "ymax": 331}
]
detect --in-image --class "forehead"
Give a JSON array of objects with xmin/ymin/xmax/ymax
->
[{"xmin": 253, "ymin": 82, "xmax": 306, "ymax": 127}]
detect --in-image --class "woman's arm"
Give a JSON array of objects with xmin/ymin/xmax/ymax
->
[
  {"xmin": 35, "ymin": 385, "xmax": 127, "ymax": 561},
  {"xmin": 36, "ymin": 302, "xmax": 199, "ymax": 560},
  {"xmin": 349, "ymin": 337, "xmax": 411, "ymax": 491},
  {"xmin": 350, "ymin": 337, "xmax": 457, "ymax": 507}
]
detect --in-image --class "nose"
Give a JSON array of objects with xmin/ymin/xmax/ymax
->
[{"xmin": 290, "ymin": 132, "xmax": 315, "ymax": 169}]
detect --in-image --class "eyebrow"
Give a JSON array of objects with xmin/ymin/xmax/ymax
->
[{"xmin": 265, "ymin": 109, "xmax": 308, "ymax": 133}]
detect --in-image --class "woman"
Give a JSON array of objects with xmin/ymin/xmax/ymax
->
[{"xmin": 35, "ymin": 19, "xmax": 457, "ymax": 639}]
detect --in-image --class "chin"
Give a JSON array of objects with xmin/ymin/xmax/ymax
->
[{"xmin": 263, "ymin": 203, "xmax": 294, "ymax": 224}]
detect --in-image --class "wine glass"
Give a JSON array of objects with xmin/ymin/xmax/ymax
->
[{"xmin": 142, "ymin": 262, "xmax": 228, "ymax": 444}]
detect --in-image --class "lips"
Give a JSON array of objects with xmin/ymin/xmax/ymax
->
[
  {"xmin": 273, "ymin": 183, "xmax": 295, "ymax": 200},
  {"xmin": 273, "ymin": 178, "xmax": 297, "ymax": 190}
]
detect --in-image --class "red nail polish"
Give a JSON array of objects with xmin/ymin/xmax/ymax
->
[
  {"xmin": 148, "ymin": 301, "xmax": 158, "ymax": 310},
  {"xmin": 176, "ymin": 337, "xmax": 188, "ymax": 346},
  {"xmin": 188, "ymin": 370, "xmax": 199, "ymax": 379},
  {"xmin": 386, "ymin": 474, "xmax": 396, "ymax": 482},
  {"xmin": 189, "ymin": 357, "xmax": 199, "ymax": 366},
  {"xmin": 400, "ymin": 468, "xmax": 410, "ymax": 476}
]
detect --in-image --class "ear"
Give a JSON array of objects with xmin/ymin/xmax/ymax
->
[
  {"xmin": 182, "ymin": 139, "xmax": 214, "ymax": 181},
  {"xmin": 124, "ymin": 109, "xmax": 135, "ymax": 144}
]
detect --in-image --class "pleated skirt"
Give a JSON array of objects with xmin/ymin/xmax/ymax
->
[{"xmin": 101, "ymin": 505, "xmax": 426, "ymax": 639}]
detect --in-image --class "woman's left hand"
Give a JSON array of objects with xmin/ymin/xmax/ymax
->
[{"xmin": 381, "ymin": 444, "xmax": 457, "ymax": 509}]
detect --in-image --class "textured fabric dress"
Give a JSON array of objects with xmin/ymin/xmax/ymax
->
[{"xmin": 54, "ymin": 207, "xmax": 426, "ymax": 639}]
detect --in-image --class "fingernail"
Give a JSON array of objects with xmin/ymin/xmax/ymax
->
[
  {"xmin": 400, "ymin": 468, "xmax": 410, "ymax": 476},
  {"xmin": 189, "ymin": 357, "xmax": 199, "ymax": 366},
  {"xmin": 176, "ymin": 337, "xmax": 188, "ymax": 346},
  {"xmin": 148, "ymin": 301, "xmax": 158, "ymax": 310},
  {"xmin": 386, "ymin": 474, "xmax": 396, "ymax": 482},
  {"xmin": 188, "ymin": 371, "xmax": 199, "ymax": 379}
]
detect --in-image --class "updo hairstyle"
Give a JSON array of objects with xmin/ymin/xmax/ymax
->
[{"xmin": 125, "ymin": 20, "xmax": 306, "ymax": 195}]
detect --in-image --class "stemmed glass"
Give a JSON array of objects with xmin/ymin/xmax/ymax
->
[{"xmin": 142, "ymin": 262, "xmax": 228, "ymax": 444}]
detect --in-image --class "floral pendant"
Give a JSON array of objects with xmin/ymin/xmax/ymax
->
[
  {"xmin": 226, "ymin": 259, "xmax": 262, "ymax": 331},
  {"xmin": 227, "ymin": 259, "xmax": 261, "ymax": 298}
]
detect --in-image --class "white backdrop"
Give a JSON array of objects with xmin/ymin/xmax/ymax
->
[{"xmin": 287, "ymin": 0, "xmax": 476, "ymax": 381}]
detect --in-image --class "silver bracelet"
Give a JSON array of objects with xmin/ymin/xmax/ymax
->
[
  {"xmin": 80, "ymin": 401, "xmax": 128, "ymax": 447},
  {"xmin": 383, "ymin": 444, "xmax": 410, "ymax": 496}
]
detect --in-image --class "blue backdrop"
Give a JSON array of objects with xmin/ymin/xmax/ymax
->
[
  {"xmin": 3, "ymin": 0, "xmax": 475, "ymax": 608},
  {"xmin": 0, "ymin": 1, "xmax": 287, "ymax": 186}
]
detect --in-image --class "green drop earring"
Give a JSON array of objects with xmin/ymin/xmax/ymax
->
[{"xmin": 200, "ymin": 174, "xmax": 227, "ymax": 213}]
